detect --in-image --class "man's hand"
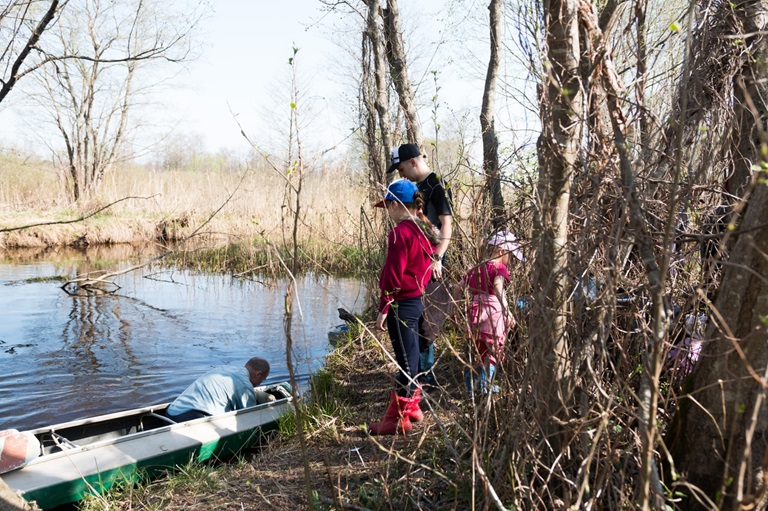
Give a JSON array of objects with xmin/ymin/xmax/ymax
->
[
  {"xmin": 431, "ymin": 258, "xmax": 443, "ymax": 279},
  {"xmin": 376, "ymin": 312, "xmax": 387, "ymax": 331}
]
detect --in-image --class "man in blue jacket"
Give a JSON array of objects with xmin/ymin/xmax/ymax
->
[{"xmin": 166, "ymin": 357, "xmax": 270, "ymax": 422}]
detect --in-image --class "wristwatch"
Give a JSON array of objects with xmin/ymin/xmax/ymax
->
[{"xmin": 431, "ymin": 253, "xmax": 442, "ymax": 262}]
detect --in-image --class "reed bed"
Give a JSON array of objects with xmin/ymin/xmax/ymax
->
[{"xmin": 0, "ymin": 156, "xmax": 369, "ymax": 259}]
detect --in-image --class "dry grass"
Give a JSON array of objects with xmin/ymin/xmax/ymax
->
[{"xmin": 0, "ymin": 157, "xmax": 368, "ymax": 249}]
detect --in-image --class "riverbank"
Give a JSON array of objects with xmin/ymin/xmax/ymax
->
[
  {"xmin": 0, "ymin": 211, "xmax": 381, "ymax": 278},
  {"xmin": 1, "ymin": 163, "xmax": 370, "ymax": 250},
  {"xmin": 73, "ymin": 325, "xmax": 475, "ymax": 511}
]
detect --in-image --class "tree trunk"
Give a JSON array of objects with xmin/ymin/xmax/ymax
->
[
  {"xmin": 480, "ymin": 0, "xmax": 505, "ymax": 229},
  {"xmin": 365, "ymin": 0, "xmax": 391, "ymax": 192},
  {"xmin": 0, "ymin": 477, "xmax": 28, "ymax": 511},
  {"xmin": 666, "ymin": 6, "xmax": 768, "ymax": 505},
  {"xmin": 669, "ymin": 172, "xmax": 768, "ymax": 510},
  {"xmin": 531, "ymin": 0, "xmax": 582, "ymax": 464},
  {"xmin": 724, "ymin": 0, "xmax": 768, "ymax": 199},
  {"xmin": 382, "ymin": 0, "xmax": 422, "ymax": 148},
  {"xmin": 578, "ymin": 2, "xmax": 669, "ymax": 505}
]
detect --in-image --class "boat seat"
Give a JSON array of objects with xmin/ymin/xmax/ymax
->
[{"xmin": 139, "ymin": 412, "xmax": 176, "ymax": 431}]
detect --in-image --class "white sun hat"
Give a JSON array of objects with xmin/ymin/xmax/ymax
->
[{"xmin": 488, "ymin": 229, "xmax": 525, "ymax": 261}]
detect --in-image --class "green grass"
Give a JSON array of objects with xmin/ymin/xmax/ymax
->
[
  {"xmin": 75, "ymin": 457, "xmax": 223, "ymax": 511},
  {"xmin": 76, "ymin": 469, "xmax": 152, "ymax": 511},
  {"xmin": 276, "ymin": 330, "xmax": 365, "ymax": 441},
  {"xmin": 277, "ymin": 367, "xmax": 352, "ymax": 440},
  {"xmin": 164, "ymin": 241, "xmax": 383, "ymax": 279}
]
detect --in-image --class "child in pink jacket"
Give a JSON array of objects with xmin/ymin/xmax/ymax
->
[{"xmin": 453, "ymin": 229, "xmax": 524, "ymax": 395}]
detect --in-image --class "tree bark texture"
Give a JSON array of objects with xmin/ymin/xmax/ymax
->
[
  {"xmin": 366, "ymin": 0, "xmax": 391, "ymax": 192},
  {"xmin": 362, "ymin": 2, "xmax": 382, "ymax": 199},
  {"xmin": 669, "ymin": 176, "xmax": 768, "ymax": 509},
  {"xmin": 382, "ymin": 0, "xmax": 423, "ymax": 148},
  {"xmin": 531, "ymin": 0, "xmax": 583, "ymax": 458},
  {"xmin": 723, "ymin": 0, "xmax": 768, "ymax": 199},
  {"xmin": 0, "ymin": 477, "xmax": 28, "ymax": 511},
  {"xmin": 480, "ymin": 0, "xmax": 505, "ymax": 230}
]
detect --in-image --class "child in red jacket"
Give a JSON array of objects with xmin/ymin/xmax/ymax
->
[{"xmin": 370, "ymin": 179, "xmax": 438, "ymax": 435}]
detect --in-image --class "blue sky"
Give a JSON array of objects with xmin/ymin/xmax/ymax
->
[
  {"xmin": 164, "ymin": 0, "xmax": 343, "ymax": 152},
  {"xmin": 0, "ymin": 0, "xmax": 530, "ymax": 160}
]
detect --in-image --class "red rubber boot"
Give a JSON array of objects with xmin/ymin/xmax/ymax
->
[
  {"xmin": 406, "ymin": 388, "xmax": 423, "ymax": 422},
  {"xmin": 369, "ymin": 391, "xmax": 412, "ymax": 435}
]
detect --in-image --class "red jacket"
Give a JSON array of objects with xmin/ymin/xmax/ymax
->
[{"xmin": 378, "ymin": 219, "xmax": 434, "ymax": 313}]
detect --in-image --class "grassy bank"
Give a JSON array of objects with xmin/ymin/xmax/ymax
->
[
  {"xmin": 164, "ymin": 241, "xmax": 381, "ymax": 279},
  {"xmin": 73, "ymin": 323, "xmax": 476, "ymax": 511},
  {"xmin": 1, "ymin": 162, "xmax": 370, "ymax": 249},
  {"xmin": 0, "ymin": 160, "xmax": 385, "ymax": 275}
]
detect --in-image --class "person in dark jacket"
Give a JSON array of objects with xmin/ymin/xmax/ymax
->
[{"xmin": 388, "ymin": 143, "xmax": 454, "ymax": 391}]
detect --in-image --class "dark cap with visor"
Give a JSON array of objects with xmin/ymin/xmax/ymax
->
[{"xmin": 386, "ymin": 144, "xmax": 421, "ymax": 173}]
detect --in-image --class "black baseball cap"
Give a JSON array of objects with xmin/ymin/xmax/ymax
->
[{"xmin": 387, "ymin": 144, "xmax": 421, "ymax": 173}]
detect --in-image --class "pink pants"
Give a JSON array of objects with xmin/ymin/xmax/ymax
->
[{"xmin": 466, "ymin": 294, "xmax": 507, "ymax": 366}]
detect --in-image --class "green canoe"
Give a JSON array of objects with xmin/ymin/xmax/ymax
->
[{"xmin": 1, "ymin": 383, "xmax": 293, "ymax": 509}]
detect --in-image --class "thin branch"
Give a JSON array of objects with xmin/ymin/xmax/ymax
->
[
  {"xmin": 0, "ymin": 195, "xmax": 155, "ymax": 233},
  {"xmin": 0, "ymin": 0, "xmax": 64, "ymax": 104}
]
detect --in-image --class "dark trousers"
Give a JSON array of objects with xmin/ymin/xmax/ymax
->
[
  {"xmin": 418, "ymin": 280, "xmax": 452, "ymax": 385},
  {"xmin": 386, "ymin": 296, "xmax": 423, "ymax": 397}
]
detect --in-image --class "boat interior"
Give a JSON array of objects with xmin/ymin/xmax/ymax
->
[
  {"xmin": 35, "ymin": 385, "xmax": 291, "ymax": 456},
  {"xmin": 36, "ymin": 405, "xmax": 176, "ymax": 456}
]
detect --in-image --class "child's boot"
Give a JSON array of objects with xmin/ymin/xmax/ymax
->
[
  {"xmin": 369, "ymin": 391, "xmax": 412, "ymax": 435},
  {"xmin": 404, "ymin": 387, "xmax": 424, "ymax": 422},
  {"xmin": 480, "ymin": 364, "xmax": 500, "ymax": 394},
  {"xmin": 477, "ymin": 364, "xmax": 500, "ymax": 394}
]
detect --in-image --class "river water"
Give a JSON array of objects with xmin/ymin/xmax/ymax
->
[{"xmin": 0, "ymin": 246, "xmax": 367, "ymax": 431}]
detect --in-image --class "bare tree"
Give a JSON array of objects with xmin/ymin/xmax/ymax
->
[
  {"xmin": 381, "ymin": 0, "xmax": 422, "ymax": 148},
  {"xmin": 480, "ymin": 0, "xmax": 505, "ymax": 228},
  {"xmin": 530, "ymin": 0, "xmax": 583, "ymax": 458},
  {"xmin": 31, "ymin": 0, "xmax": 198, "ymax": 203},
  {"xmin": 0, "ymin": 0, "xmax": 64, "ymax": 104},
  {"xmin": 362, "ymin": 0, "xmax": 391, "ymax": 194}
]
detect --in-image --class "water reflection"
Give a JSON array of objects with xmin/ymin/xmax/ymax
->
[{"xmin": 0, "ymin": 245, "xmax": 367, "ymax": 431}]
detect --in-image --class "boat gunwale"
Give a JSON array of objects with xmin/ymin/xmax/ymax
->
[{"xmin": 19, "ymin": 384, "xmax": 293, "ymax": 467}]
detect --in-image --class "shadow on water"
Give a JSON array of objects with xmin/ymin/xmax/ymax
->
[{"xmin": 0, "ymin": 244, "xmax": 368, "ymax": 431}]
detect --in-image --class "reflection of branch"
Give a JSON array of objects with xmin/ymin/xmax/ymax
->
[{"xmin": 0, "ymin": 195, "xmax": 156, "ymax": 233}]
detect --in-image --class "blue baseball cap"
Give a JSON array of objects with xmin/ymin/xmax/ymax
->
[{"xmin": 374, "ymin": 179, "xmax": 418, "ymax": 208}]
